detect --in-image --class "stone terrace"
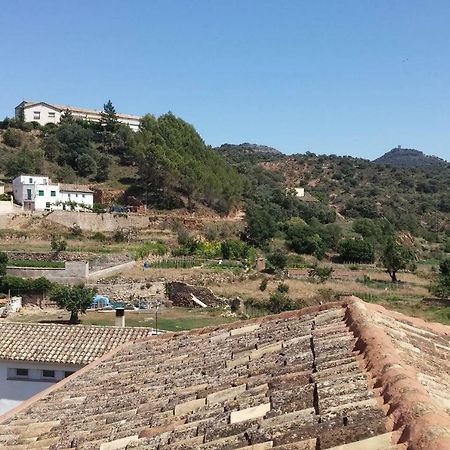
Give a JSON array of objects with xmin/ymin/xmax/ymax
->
[{"xmin": 0, "ymin": 298, "xmax": 449, "ymax": 450}]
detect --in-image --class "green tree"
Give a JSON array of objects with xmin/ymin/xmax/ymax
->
[
  {"xmin": 60, "ymin": 109, "xmax": 74, "ymax": 124},
  {"xmin": 101, "ymin": 100, "xmax": 118, "ymax": 132},
  {"xmin": 381, "ymin": 238, "xmax": 414, "ymax": 282},
  {"xmin": 339, "ymin": 239, "xmax": 375, "ymax": 263},
  {"xmin": 0, "ymin": 251, "xmax": 8, "ymax": 276},
  {"xmin": 50, "ymin": 284, "xmax": 95, "ymax": 324},
  {"xmin": 51, "ymin": 236, "xmax": 67, "ymax": 253},
  {"xmin": 3, "ymin": 128, "xmax": 23, "ymax": 147},
  {"xmin": 308, "ymin": 265, "xmax": 334, "ymax": 283},
  {"xmin": 267, "ymin": 290, "xmax": 296, "ymax": 313},
  {"xmin": 430, "ymin": 258, "xmax": 450, "ymax": 299},
  {"xmin": 267, "ymin": 250, "xmax": 288, "ymax": 271}
]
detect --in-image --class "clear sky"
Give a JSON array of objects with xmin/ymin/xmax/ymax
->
[{"xmin": 1, "ymin": 1, "xmax": 449, "ymax": 160}]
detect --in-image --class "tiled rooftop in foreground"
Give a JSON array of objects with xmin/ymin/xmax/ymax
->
[{"xmin": 0, "ymin": 297, "xmax": 449, "ymax": 450}]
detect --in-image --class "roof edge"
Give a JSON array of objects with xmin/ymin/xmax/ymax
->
[{"xmin": 344, "ymin": 296, "xmax": 450, "ymax": 450}]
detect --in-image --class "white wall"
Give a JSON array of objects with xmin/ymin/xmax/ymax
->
[
  {"xmin": 0, "ymin": 360, "xmax": 82, "ymax": 415},
  {"xmin": 60, "ymin": 191, "xmax": 94, "ymax": 209},
  {"xmin": 17, "ymin": 102, "xmax": 140, "ymax": 131},
  {"xmin": 22, "ymin": 104, "xmax": 61, "ymax": 126}
]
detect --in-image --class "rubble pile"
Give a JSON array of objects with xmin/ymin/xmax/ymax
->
[{"xmin": 166, "ymin": 282, "xmax": 226, "ymax": 308}]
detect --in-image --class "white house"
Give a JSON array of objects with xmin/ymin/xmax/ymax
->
[
  {"xmin": 15, "ymin": 100, "xmax": 142, "ymax": 131},
  {"xmin": 12, "ymin": 175, "xmax": 94, "ymax": 211},
  {"xmin": 0, "ymin": 321, "xmax": 154, "ymax": 415}
]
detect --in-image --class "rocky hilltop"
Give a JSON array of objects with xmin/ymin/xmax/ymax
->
[{"xmin": 374, "ymin": 146, "xmax": 448, "ymax": 168}]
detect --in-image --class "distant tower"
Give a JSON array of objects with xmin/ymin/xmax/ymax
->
[{"xmin": 397, "ymin": 145, "xmax": 401, "ymax": 149}]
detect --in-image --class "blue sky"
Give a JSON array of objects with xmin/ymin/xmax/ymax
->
[{"xmin": 1, "ymin": 1, "xmax": 449, "ymax": 160}]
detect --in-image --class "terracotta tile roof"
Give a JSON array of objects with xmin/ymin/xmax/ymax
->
[
  {"xmin": 59, "ymin": 183, "xmax": 94, "ymax": 193},
  {"xmin": 0, "ymin": 298, "xmax": 449, "ymax": 450},
  {"xmin": 0, "ymin": 322, "xmax": 153, "ymax": 365}
]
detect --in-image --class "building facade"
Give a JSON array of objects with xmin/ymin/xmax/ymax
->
[
  {"xmin": 12, "ymin": 175, "xmax": 94, "ymax": 211},
  {"xmin": 15, "ymin": 101, "xmax": 142, "ymax": 131}
]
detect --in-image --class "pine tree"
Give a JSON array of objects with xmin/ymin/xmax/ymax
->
[{"xmin": 101, "ymin": 100, "xmax": 118, "ymax": 131}]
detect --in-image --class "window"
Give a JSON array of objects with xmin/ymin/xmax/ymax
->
[
  {"xmin": 29, "ymin": 178, "xmax": 33, "ymax": 183},
  {"xmin": 68, "ymin": 194, "xmax": 71, "ymax": 198},
  {"xmin": 64, "ymin": 371, "xmax": 75, "ymax": 378},
  {"xmin": 38, "ymin": 190, "xmax": 44, "ymax": 196},
  {"xmin": 33, "ymin": 111, "xmax": 40, "ymax": 120},
  {"xmin": 48, "ymin": 112, "xmax": 55, "ymax": 118},
  {"xmin": 45, "ymin": 202, "xmax": 50, "ymax": 209},
  {"xmin": 16, "ymin": 368, "xmax": 29, "ymax": 377},
  {"xmin": 75, "ymin": 194, "xmax": 78, "ymax": 198},
  {"xmin": 26, "ymin": 189, "xmax": 32, "ymax": 200},
  {"xmin": 42, "ymin": 370, "xmax": 55, "ymax": 378},
  {"xmin": 50, "ymin": 191, "xmax": 56, "ymax": 197},
  {"xmin": 82, "ymin": 194, "xmax": 85, "ymax": 198}
]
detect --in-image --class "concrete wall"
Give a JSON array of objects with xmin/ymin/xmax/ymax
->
[
  {"xmin": 0, "ymin": 198, "xmax": 14, "ymax": 214},
  {"xmin": 88, "ymin": 261, "xmax": 136, "ymax": 281},
  {"xmin": 0, "ymin": 360, "xmax": 82, "ymax": 415},
  {"xmin": 7, "ymin": 261, "xmax": 89, "ymax": 285}
]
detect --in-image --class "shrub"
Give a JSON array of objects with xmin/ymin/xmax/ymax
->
[
  {"xmin": 267, "ymin": 291, "xmax": 296, "ymax": 313},
  {"xmin": 92, "ymin": 232, "xmax": 107, "ymax": 242},
  {"xmin": 3, "ymin": 128, "xmax": 23, "ymax": 147},
  {"xmin": 0, "ymin": 251, "xmax": 7, "ymax": 276},
  {"xmin": 69, "ymin": 224, "xmax": 83, "ymax": 238},
  {"xmin": 277, "ymin": 283, "xmax": 289, "ymax": 293},
  {"xmin": 134, "ymin": 242, "xmax": 168, "ymax": 260},
  {"xmin": 308, "ymin": 265, "xmax": 334, "ymax": 283},
  {"xmin": 267, "ymin": 251, "xmax": 288, "ymax": 271},
  {"xmin": 221, "ymin": 239, "xmax": 250, "ymax": 260},
  {"xmin": 113, "ymin": 230, "xmax": 125, "ymax": 243},
  {"xmin": 51, "ymin": 236, "xmax": 67, "ymax": 252},
  {"xmin": 259, "ymin": 278, "xmax": 268, "ymax": 291},
  {"xmin": 338, "ymin": 239, "xmax": 375, "ymax": 263}
]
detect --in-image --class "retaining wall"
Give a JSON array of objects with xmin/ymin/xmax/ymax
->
[{"xmin": 7, "ymin": 262, "xmax": 89, "ymax": 285}]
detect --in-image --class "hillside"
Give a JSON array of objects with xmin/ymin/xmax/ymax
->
[
  {"xmin": 215, "ymin": 143, "xmax": 283, "ymax": 164},
  {"xmin": 0, "ymin": 114, "xmax": 243, "ymax": 214},
  {"xmin": 374, "ymin": 147, "xmax": 448, "ymax": 168}
]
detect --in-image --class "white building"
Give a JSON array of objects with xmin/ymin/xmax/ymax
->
[
  {"xmin": 0, "ymin": 321, "xmax": 154, "ymax": 415},
  {"xmin": 12, "ymin": 175, "xmax": 94, "ymax": 211},
  {"xmin": 15, "ymin": 101, "xmax": 142, "ymax": 131}
]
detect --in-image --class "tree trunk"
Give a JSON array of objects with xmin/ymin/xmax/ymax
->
[
  {"xmin": 70, "ymin": 311, "xmax": 79, "ymax": 324},
  {"xmin": 388, "ymin": 270, "xmax": 398, "ymax": 282}
]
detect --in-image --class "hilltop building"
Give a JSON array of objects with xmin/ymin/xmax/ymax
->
[
  {"xmin": 0, "ymin": 297, "xmax": 449, "ymax": 449},
  {"xmin": 15, "ymin": 100, "xmax": 142, "ymax": 131},
  {"xmin": 12, "ymin": 175, "xmax": 94, "ymax": 211}
]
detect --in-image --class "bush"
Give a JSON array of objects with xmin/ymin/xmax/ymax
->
[
  {"xmin": 338, "ymin": 239, "xmax": 375, "ymax": 263},
  {"xmin": 259, "ymin": 278, "xmax": 268, "ymax": 291},
  {"xmin": 277, "ymin": 283, "xmax": 289, "ymax": 293},
  {"xmin": 308, "ymin": 265, "xmax": 334, "ymax": 283},
  {"xmin": 113, "ymin": 230, "xmax": 126, "ymax": 243},
  {"xmin": 51, "ymin": 236, "xmax": 67, "ymax": 252},
  {"xmin": 267, "ymin": 291, "xmax": 297, "ymax": 313},
  {"xmin": 3, "ymin": 128, "xmax": 23, "ymax": 147},
  {"xmin": 69, "ymin": 224, "xmax": 83, "ymax": 238},
  {"xmin": 0, "ymin": 251, "xmax": 7, "ymax": 276},
  {"xmin": 0, "ymin": 276, "xmax": 53, "ymax": 295},
  {"xmin": 267, "ymin": 251, "xmax": 288, "ymax": 271},
  {"xmin": 134, "ymin": 242, "xmax": 168, "ymax": 260},
  {"xmin": 92, "ymin": 232, "xmax": 107, "ymax": 242},
  {"xmin": 221, "ymin": 239, "xmax": 250, "ymax": 260}
]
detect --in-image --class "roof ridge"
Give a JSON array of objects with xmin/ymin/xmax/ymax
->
[
  {"xmin": 0, "ymin": 321, "xmax": 151, "ymax": 330},
  {"xmin": 344, "ymin": 297, "xmax": 450, "ymax": 450}
]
